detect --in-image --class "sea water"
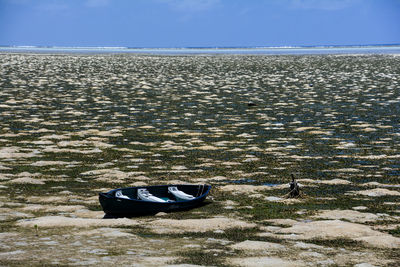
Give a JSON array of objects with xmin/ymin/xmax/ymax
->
[{"xmin": 1, "ymin": 45, "xmax": 400, "ymax": 55}]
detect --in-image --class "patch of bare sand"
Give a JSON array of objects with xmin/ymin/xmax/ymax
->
[
  {"xmin": 74, "ymin": 129, "xmax": 123, "ymax": 137},
  {"xmin": 148, "ymin": 217, "xmax": 256, "ymax": 234},
  {"xmin": 81, "ymin": 168, "xmax": 143, "ymax": 183},
  {"xmin": 0, "ymin": 146, "xmax": 39, "ymax": 159},
  {"xmin": 30, "ymin": 161, "xmax": 80, "ymax": 167},
  {"xmin": 163, "ymin": 131, "xmax": 205, "ymax": 137},
  {"xmin": 0, "ymin": 232, "xmax": 19, "ymax": 239},
  {"xmin": 314, "ymin": 210, "xmax": 395, "ymax": 223},
  {"xmin": 73, "ymin": 209, "xmax": 105, "ymax": 218},
  {"xmin": 7, "ymin": 177, "xmax": 45, "ymax": 185},
  {"xmin": 27, "ymin": 195, "xmax": 72, "ymax": 203},
  {"xmin": 218, "ymin": 185, "xmax": 275, "ymax": 195},
  {"xmin": 129, "ymin": 181, "xmax": 148, "ymax": 187},
  {"xmin": 57, "ymin": 140, "xmax": 113, "ymax": 148},
  {"xmin": 294, "ymin": 127, "xmax": 316, "ymax": 132},
  {"xmin": 222, "ymin": 200, "xmax": 239, "ymax": 209},
  {"xmin": 77, "ymin": 227, "xmax": 137, "ymax": 238},
  {"xmin": 210, "ymin": 176, "xmax": 228, "ymax": 181},
  {"xmin": 20, "ymin": 204, "xmax": 86, "ymax": 213},
  {"xmin": 42, "ymin": 146, "xmax": 102, "ymax": 154},
  {"xmin": 39, "ymin": 134, "xmax": 70, "ymax": 140},
  {"xmin": 361, "ymin": 182, "xmax": 400, "ymax": 188},
  {"xmin": 132, "ymin": 175, "xmax": 151, "ymax": 181},
  {"xmin": 307, "ymin": 130, "xmax": 332, "ymax": 135},
  {"xmin": 228, "ymin": 256, "xmax": 303, "ymax": 267},
  {"xmin": 195, "ymin": 145, "xmax": 220, "ymax": 150},
  {"xmin": 0, "ymin": 208, "xmax": 33, "ymax": 221},
  {"xmin": 264, "ymin": 196, "xmax": 303, "ymax": 204},
  {"xmin": 0, "ymin": 164, "xmax": 11, "ymax": 170},
  {"xmin": 259, "ymin": 220, "xmax": 400, "ymax": 248},
  {"xmin": 157, "ymin": 180, "xmax": 194, "ymax": 185},
  {"xmin": 350, "ymin": 188, "xmax": 400, "ymax": 197},
  {"xmin": 26, "ymin": 195, "xmax": 98, "ymax": 205},
  {"xmin": 221, "ymin": 161, "xmax": 242, "ymax": 166},
  {"xmin": 230, "ymin": 240, "xmax": 286, "ymax": 252},
  {"xmin": 137, "ymin": 256, "xmax": 177, "ymax": 266},
  {"xmin": 0, "ymin": 173, "xmax": 12, "ymax": 181},
  {"xmin": 17, "ymin": 216, "xmax": 139, "ymax": 228},
  {"xmin": 298, "ymin": 178, "xmax": 351, "ymax": 185}
]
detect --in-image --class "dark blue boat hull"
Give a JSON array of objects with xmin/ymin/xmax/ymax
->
[{"xmin": 99, "ymin": 184, "xmax": 211, "ymax": 217}]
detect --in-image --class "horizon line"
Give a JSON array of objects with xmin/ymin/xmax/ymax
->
[{"xmin": 1, "ymin": 43, "xmax": 400, "ymax": 50}]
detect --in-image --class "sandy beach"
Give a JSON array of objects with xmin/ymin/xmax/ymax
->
[{"xmin": 0, "ymin": 53, "xmax": 399, "ymax": 266}]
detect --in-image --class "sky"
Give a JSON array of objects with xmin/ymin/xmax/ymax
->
[{"xmin": 0, "ymin": 0, "xmax": 399, "ymax": 47}]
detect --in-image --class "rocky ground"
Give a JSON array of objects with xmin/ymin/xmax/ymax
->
[{"xmin": 0, "ymin": 53, "xmax": 399, "ymax": 266}]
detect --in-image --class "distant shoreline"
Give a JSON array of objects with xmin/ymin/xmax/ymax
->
[{"xmin": 1, "ymin": 44, "xmax": 400, "ymax": 55}]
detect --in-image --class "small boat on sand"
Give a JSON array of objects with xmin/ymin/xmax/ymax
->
[{"xmin": 99, "ymin": 184, "xmax": 211, "ymax": 217}]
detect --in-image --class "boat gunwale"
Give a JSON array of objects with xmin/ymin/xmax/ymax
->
[{"xmin": 99, "ymin": 184, "xmax": 211, "ymax": 204}]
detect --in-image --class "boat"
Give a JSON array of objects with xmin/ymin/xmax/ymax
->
[{"xmin": 99, "ymin": 184, "xmax": 211, "ymax": 217}]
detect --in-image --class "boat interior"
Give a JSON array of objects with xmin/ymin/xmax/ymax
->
[{"xmin": 112, "ymin": 184, "xmax": 209, "ymax": 202}]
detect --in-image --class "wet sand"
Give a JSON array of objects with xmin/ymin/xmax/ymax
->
[{"xmin": 0, "ymin": 53, "xmax": 399, "ymax": 266}]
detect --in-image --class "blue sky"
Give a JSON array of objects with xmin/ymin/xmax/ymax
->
[{"xmin": 0, "ymin": 0, "xmax": 399, "ymax": 47}]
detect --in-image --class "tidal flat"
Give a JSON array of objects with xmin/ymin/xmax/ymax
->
[{"xmin": 0, "ymin": 53, "xmax": 399, "ymax": 266}]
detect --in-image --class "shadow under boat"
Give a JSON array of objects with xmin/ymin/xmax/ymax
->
[{"xmin": 103, "ymin": 201, "xmax": 212, "ymax": 219}]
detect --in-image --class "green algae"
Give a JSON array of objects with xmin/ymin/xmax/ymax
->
[{"xmin": 0, "ymin": 53, "xmax": 399, "ymax": 266}]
